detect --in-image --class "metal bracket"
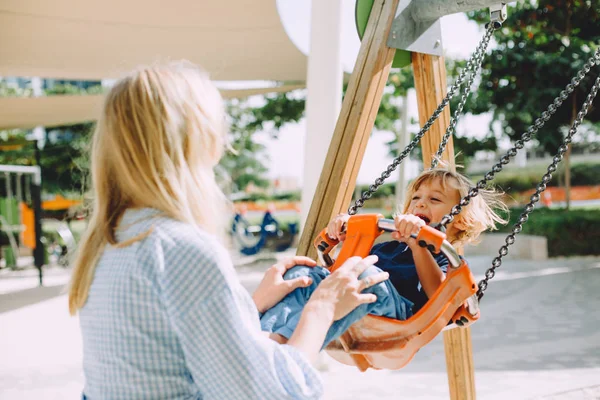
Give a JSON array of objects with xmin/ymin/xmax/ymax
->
[
  {"xmin": 387, "ymin": 0, "xmax": 513, "ymax": 56},
  {"xmin": 489, "ymin": 3, "xmax": 508, "ymax": 28},
  {"xmin": 387, "ymin": 0, "xmax": 444, "ymax": 57}
]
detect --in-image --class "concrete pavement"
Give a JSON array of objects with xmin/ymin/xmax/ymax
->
[{"xmin": 1, "ymin": 254, "xmax": 599, "ymax": 399}]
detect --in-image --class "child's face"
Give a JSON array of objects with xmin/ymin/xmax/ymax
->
[{"xmin": 406, "ymin": 178, "xmax": 461, "ymax": 225}]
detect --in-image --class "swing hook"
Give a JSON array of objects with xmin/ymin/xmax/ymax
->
[{"xmin": 487, "ymin": 3, "xmax": 508, "ymax": 30}]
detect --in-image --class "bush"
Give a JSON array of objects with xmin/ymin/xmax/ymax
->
[
  {"xmin": 497, "ymin": 207, "xmax": 600, "ymax": 257},
  {"xmin": 488, "ymin": 161, "xmax": 600, "ymax": 195},
  {"xmin": 570, "ymin": 163, "xmax": 600, "ymax": 186},
  {"xmin": 355, "ymin": 183, "xmax": 395, "ymax": 199},
  {"xmin": 271, "ymin": 191, "xmax": 301, "ymax": 201}
]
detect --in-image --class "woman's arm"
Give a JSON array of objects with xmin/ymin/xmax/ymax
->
[
  {"xmin": 161, "ymin": 232, "xmax": 387, "ymax": 400},
  {"xmin": 252, "ymin": 256, "xmax": 317, "ymax": 314}
]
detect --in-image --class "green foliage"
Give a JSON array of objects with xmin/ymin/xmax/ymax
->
[
  {"xmin": 220, "ymin": 99, "xmax": 271, "ymax": 191},
  {"xmin": 247, "ymin": 92, "xmax": 306, "ymax": 133},
  {"xmin": 271, "ymin": 191, "xmax": 301, "ymax": 201},
  {"xmin": 355, "ymin": 183, "xmax": 395, "ymax": 198},
  {"xmin": 498, "ymin": 207, "xmax": 600, "ymax": 256},
  {"xmin": 569, "ymin": 162, "xmax": 600, "ymax": 186},
  {"xmin": 41, "ymin": 123, "xmax": 94, "ymax": 194},
  {"xmin": 45, "ymin": 83, "xmax": 103, "ymax": 96},
  {"xmin": 0, "ymin": 79, "xmax": 99, "ymax": 195},
  {"xmin": 491, "ymin": 171, "xmax": 549, "ymax": 193},
  {"xmin": 481, "ymin": 161, "xmax": 600, "ymax": 194},
  {"xmin": 465, "ymin": 0, "xmax": 600, "ymax": 154}
]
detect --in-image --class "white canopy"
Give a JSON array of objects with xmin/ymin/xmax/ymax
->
[
  {"xmin": 0, "ymin": 84, "xmax": 305, "ymax": 130},
  {"xmin": 0, "ymin": 0, "xmax": 308, "ymax": 81},
  {"xmin": 0, "ymin": 0, "xmax": 311, "ymax": 128}
]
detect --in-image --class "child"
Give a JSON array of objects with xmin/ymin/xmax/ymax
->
[{"xmin": 260, "ymin": 166, "xmax": 507, "ymax": 347}]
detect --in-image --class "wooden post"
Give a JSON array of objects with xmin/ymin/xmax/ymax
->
[
  {"xmin": 295, "ymin": 1, "xmax": 476, "ymax": 397},
  {"xmin": 296, "ymin": 0, "xmax": 399, "ymax": 259},
  {"xmin": 412, "ymin": 52, "xmax": 476, "ymax": 400}
]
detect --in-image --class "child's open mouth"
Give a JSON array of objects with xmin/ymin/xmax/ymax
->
[{"xmin": 415, "ymin": 214, "xmax": 430, "ymax": 224}]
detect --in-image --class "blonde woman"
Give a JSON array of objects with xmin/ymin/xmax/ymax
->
[{"xmin": 69, "ymin": 61, "xmax": 389, "ymax": 400}]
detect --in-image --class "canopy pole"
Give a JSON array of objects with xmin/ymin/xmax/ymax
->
[{"xmin": 300, "ymin": 0, "xmax": 344, "ymax": 230}]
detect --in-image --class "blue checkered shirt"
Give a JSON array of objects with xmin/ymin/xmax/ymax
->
[{"xmin": 79, "ymin": 208, "xmax": 323, "ymax": 399}]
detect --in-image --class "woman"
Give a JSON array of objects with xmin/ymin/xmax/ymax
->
[{"xmin": 68, "ymin": 61, "xmax": 388, "ymax": 400}]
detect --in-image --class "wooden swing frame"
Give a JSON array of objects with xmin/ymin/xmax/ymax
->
[{"xmin": 296, "ymin": 0, "xmax": 477, "ymax": 398}]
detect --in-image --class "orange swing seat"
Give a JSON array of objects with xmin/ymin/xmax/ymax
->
[{"xmin": 313, "ymin": 214, "xmax": 480, "ymax": 371}]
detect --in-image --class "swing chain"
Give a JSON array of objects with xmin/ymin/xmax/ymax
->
[
  {"xmin": 347, "ymin": 24, "xmax": 497, "ymax": 215},
  {"xmin": 477, "ymin": 71, "xmax": 600, "ymax": 299},
  {"xmin": 439, "ymin": 47, "xmax": 600, "ymax": 232},
  {"xmin": 431, "ymin": 26, "xmax": 495, "ymax": 168}
]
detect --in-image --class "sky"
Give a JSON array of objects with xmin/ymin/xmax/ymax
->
[{"xmin": 256, "ymin": 1, "xmax": 496, "ymax": 185}]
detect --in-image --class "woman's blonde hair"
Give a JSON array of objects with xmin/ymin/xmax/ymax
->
[
  {"xmin": 401, "ymin": 165, "xmax": 508, "ymax": 246},
  {"xmin": 69, "ymin": 61, "xmax": 228, "ymax": 315}
]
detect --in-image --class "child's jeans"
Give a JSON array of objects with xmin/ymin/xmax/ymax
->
[{"xmin": 260, "ymin": 265, "xmax": 414, "ymax": 349}]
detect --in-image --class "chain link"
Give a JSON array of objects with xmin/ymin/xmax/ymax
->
[
  {"xmin": 431, "ymin": 27, "xmax": 495, "ymax": 168},
  {"xmin": 438, "ymin": 47, "xmax": 600, "ymax": 231},
  {"xmin": 477, "ymin": 72, "xmax": 600, "ymax": 299},
  {"xmin": 347, "ymin": 24, "xmax": 497, "ymax": 215}
]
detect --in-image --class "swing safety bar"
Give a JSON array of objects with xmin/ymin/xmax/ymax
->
[{"xmin": 313, "ymin": 214, "xmax": 480, "ymax": 371}]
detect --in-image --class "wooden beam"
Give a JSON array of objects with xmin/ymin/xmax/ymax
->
[
  {"xmin": 296, "ymin": 0, "xmax": 399, "ymax": 259},
  {"xmin": 412, "ymin": 52, "xmax": 455, "ymax": 168},
  {"xmin": 412, "ymin": 52, "xmax": 476, "ymax": 400}
]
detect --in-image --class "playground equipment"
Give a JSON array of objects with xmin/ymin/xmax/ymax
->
[
  {"xmin": 297, "ymin": 0, "xmax": 599, "ymax": 396},
  {"xmin": 0, "ymin": 165, "xmax": 44, "ymax": 280},
  {"xmin": 231, "ymin": 208, "xmax": 298, "ymax": 256}
]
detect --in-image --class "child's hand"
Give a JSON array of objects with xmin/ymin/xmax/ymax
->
[
  {"xmin": 391, "ymin": 214, "xmax": 426, "ymax": 244},
  {"xmin": 326, "ymin": 213, "xmax": 350, "ymax": 241}
]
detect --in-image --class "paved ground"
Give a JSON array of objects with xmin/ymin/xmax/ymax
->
[{"xmin": 1, "ymin": 252, "xmax": 599, "ymax": 399}]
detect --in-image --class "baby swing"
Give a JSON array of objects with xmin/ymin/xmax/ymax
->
[{"xmin": 310, "ymin": 11, "xmax": 600, "ymax": 371}]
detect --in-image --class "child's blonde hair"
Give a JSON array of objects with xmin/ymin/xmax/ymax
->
[
  {"xmin": 69, "ymin": 61, "xmax": 229, "ymax": 315},
  {"xmin": 401, "ymin": 166, "xmax": 508, "ymax": 246}
]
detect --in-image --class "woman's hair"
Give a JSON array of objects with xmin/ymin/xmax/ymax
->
[
  {"xmin": 69, "ymin": 61, "xmax": 229, "ymax": 314},
  {"xmin": 401, "ymin": 164, "xmax": 508, "ymax": 246}
]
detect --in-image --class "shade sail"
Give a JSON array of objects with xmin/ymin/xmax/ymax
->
[
  {"xmin": 0, "ymin": 0, "xmax": 307, "ymax": 81},
  {"xmin": 0, "ymin": 84, "xmax": 305, "ymax": 130}
]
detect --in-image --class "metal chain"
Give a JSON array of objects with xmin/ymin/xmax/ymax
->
[
  {"xmin": 347, "ymin": 24, "xmax": 497, "ymax": 215},
  {"xmin": 477, "ymin": 71, "xmax": 600, "ymax": 299},
  {"xmin": 431, "ymin": 26, "xmax": 495, "ymax": 168},
  {"xmin": 438, "ymin": 47, "xmax": 600, "ymax": 230}
]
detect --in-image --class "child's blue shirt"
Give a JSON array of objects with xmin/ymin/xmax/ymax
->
[{"xmin": 369, "ymin": 241, "xmax": 449, "ymax": 313}]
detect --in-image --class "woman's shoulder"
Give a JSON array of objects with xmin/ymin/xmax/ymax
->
[
  {"xmin": 131, "ymin": 211, "xmax": 237, "ymax": 300},
  {"xmin": 119, "ymin": 208, "xmax": 228, "ymax": 268}
]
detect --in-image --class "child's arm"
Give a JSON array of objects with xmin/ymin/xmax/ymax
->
[
  {"xmin": 406, "ymin": 241, "xmax": 446, "ymax": 298},
  {"xmin": 392, "ymin": 214, "xmax": 446, "ymax": 298}
]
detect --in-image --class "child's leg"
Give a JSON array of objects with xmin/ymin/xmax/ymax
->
[
  {"xmin": 322, "ymin": 266, "xmax": 414, "ymax": 348},
  {"xmin": 260, "ymin": 265, "xmax": 330, "ymax": 341}
]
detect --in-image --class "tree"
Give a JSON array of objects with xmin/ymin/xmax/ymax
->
[
  {"xmin": 464, "ymin": 0, "xmax": 600, "ymax": 207},
  {"xmin": 0, "ymin": 81, "xmax": 99, "ymax": 195}
]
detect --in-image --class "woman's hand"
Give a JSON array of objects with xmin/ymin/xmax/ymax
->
[
  {"xmin": 252, "ymin": 256, "xmax": 317, "ymax": 314},
  {"xmin": 308, "ymin": 255, "xmax": 389, "ymax": 321},
  {"xmin": 391, "ymin": 214, "xmax": 426, "ymax": 245},
  {"xmin": 326, "ymin": 213, "xmax": 350, "ymax": 241}
]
